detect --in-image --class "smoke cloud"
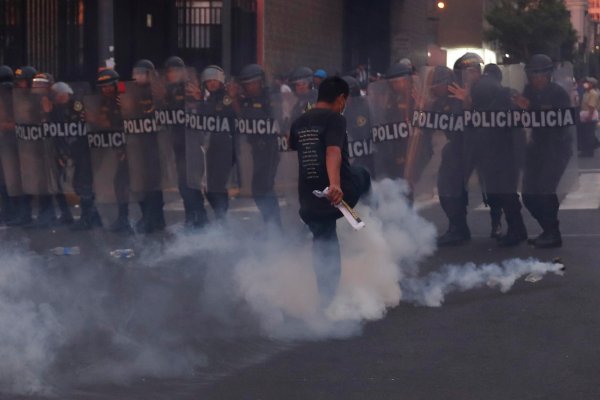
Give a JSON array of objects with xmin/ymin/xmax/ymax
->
[{"xmin": 0, "ymin": 179, "xmax": 565, "ymax": 395}]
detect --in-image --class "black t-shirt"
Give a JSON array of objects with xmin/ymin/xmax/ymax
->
[{"xmin": 289, "ymin": 108, "xmax": 355, "ymax": 220}]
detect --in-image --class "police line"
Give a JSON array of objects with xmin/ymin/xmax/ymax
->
[{"xmin": 15, "ymin": 122, "xmax": 87, "ymax": 141}]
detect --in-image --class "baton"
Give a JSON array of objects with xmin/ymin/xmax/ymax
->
[{"xmin": 312, "ymin": 188, "xmax": 365, "ymax": 231}]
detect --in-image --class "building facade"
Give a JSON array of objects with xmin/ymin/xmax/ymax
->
[{"xmin": 0, "ymin": 0, "xmax": 434, "ymax": 82}]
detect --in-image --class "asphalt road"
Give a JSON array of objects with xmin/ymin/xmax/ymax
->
[{"xmin": 1, "ymin": 157, "xmax": 600, "ymax": 400}]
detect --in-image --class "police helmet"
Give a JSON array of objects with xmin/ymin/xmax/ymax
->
[
  {"xmin": 453, "ymin": 52, "xmax": 484, "ymax": 72},
  {"xmin": 431, "ymin": 66, "xmax": 455, "ymax": 86},
  {"xmin": 483, "ymin": 63, "xmax": 502, "ymax": 83},
  {"xmin": 96, "ymin": 68, "xmax": 120, "ymax": 87},
  {"xmin": 15, "ymin": 66, "xmax": 38, "ymax": 82},
  {"xmin": 51, "ymin": 82, "xmax": 74, "ymax": 97},
  {"xmin": 133, "ymin": 59, "xmax": 155, "ymax": 72},
  {"xmin": 525, "ymin": 54, "xmax": 554, "ymax": 75},
  {"xmin": 0, "ymin": 66, "xmax": 14, "ymax": 88},
  {"xmin": 386, "ymin": 63, "xmax": 411, "ymax": 80},
  {"xmin": 342, "ymin": 75, "xmax": 361, "ymax": 97},
  {"xmin": 164, "ymin": 56, "xmax": 185, "ymax": 69},
  {"xmin": 238, "ymin": 64, "xmax": 265, "ymax": 83},
  {"xmin": 289, "ymin": 66, "xmax": 314, "ymax": 84},
  {"xmin": 201, "ymin": 65, "xmax": 225, "ymax": 84}
]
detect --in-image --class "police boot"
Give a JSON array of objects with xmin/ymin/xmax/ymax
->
[
  {"xmin": 6, "ymin": 196, "xmax": 33, "ymax": 226},
  {"xmin": 56, "ymin": 194, "xmax": 74, "ymax": 225},
  {"xmin": 29, "ymin": 196, "xmax": 57, "ymax": 229},
  {"xmin": 490, "ymin": 207, "xmax": 503, "ymax": 239},
  {"xmin": 109, "ymin": 203, "xmax": 133, "ymax": 234},
  {"xmin": 497, "ymin": 196, "xmax": 528, "ymax": 247},
  {"xmin": 437, "ymin": 196, "xmax": 470, "ymax": 246},
  {"xmin": 530, "ymin": 222, "xmax": 562, "ymax": 248},
  {"xmin": 71, "ymin": 199, "xmax": 102, "ymax": 231}
]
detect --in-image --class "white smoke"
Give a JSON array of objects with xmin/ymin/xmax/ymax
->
[
  {"xmin": 401, "ymin": 258, "xmax": 566, "ymax": 307},
  {"xmin": 0, "ymin": 179, "xmax": 566, "ymax": 395}
]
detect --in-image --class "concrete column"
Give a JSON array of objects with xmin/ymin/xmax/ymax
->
[
  {"xmin": 221, "ymin": 0, "xmax": 232, "ymax": 74},
  {"xmin": 566, "ymin": 0, "xmax": 589, "ymax": 43},
  {"xmin": 97, "ymin": 0, "xmax": 115, "ymax": 68}
]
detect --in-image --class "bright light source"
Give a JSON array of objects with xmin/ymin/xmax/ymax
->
[
  {"xmin": 437, "ymin": 1, "xmax": 445, "ymax": 9},
  {"xmin": 427, "ymin": 52, "xmax": 432, "ymax": 57},
  {"xmin": 505, "ymin": 53, "xmax": 510, "ymax": 58}
]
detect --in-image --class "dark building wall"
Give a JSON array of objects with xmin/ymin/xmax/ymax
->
[
  {"xmin": 437, "ymin": 0, "xmax": 484, "ymax": 48},
  {"xmin": 263, "ymin": 0, "xmax": 344, "ymax": 77},
  {"xmin": 390, "ymin": 0, "xmax": 434, "ymax": 68}
]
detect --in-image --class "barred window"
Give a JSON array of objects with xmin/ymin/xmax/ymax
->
[{"xmin": 177, "ymin": 0, "xmax": 223, "ymax": 50}]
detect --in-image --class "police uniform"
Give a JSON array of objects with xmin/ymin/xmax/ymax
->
[
  {"xmin": 201, "ymin": 88, "xmax": 236, "ymax": 219},
  {"xmin": 166, "ymin": 80, "xmax": 208, "ymax": 227},
  {"xmin": 471, "ymin": 76, "xmax": 527, "ymax": 246},
  {"xmin": 51, "ymin": 92, "xmax": 102, "ymax": 230},
  {"xmin": 238, "ymin": 89, "xmax": 282, "ymax": 227},
  {"xmin": 521, "ymin": 55, "xmax": 572, "ymax": 248}
]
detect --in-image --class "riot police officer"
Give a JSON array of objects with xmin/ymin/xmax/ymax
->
[
  {"xmin": 0, "ymin": 66, "xmax": 21, "ymax": 224},
  {"xmin": 342, "ymin": 75, "xmax": 374, "ymax": 175},
  {"xmin": 163, "ymin": 56, "xmax": 208, "ymax": 228},
  {"xmin": 200, "ymin": 64, "xmax": 236, "ymax": 220},
  {"xmin": 129, "ymin": 59, "xmax": 165, "ymax": 233},
  {"xmin": 289, "ymin": 66, "xmax": 317, "ymax": 120},
  {"xmin": 14, "ymin": 66, "xmax": 37, "ymax": 90},
  {"xmin": 235, "ymin": 64, "xmax": 282, "ymax": 228},
  {"xmin": 96, "ymin": 68, "xmax": 133, "ymax": 234},
  {"xmin": 517, "ymin": 54, "xmax": 572, "ymax": 248},
  {"xmin": 50, "ymin": 82, "xmax": 102, "ymax": 230},
  {"xmin": 471, "ymin": 75, "xmax": 527, "ymax": 246}
]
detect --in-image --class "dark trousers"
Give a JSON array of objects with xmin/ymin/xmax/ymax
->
[
  {"xmin": 523, "ymin": 193, "xmax": 560, "ymax": 233},
  {"xmin": 306, "ymin": 218, "xmax": 340, "ymax": 307}
]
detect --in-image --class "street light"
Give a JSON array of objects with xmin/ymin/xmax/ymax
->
[{"xmin": 437, "ymin": 1, "xmax": 446, "ymax": 9}]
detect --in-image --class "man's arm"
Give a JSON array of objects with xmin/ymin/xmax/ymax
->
[{"xmin": 326, "ymin": 145, "xmax": 343, "ymax": 205}]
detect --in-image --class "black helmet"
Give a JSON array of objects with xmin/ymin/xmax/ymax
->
[
  {"xmin": 525, "ymin": 54, "xmax": 554, "ymax": 75},
  {"xmin": 453, "ymin": 52, "xmax": 484, "ymax": 72},
  {"xmin": 15, "ymin": 66, "xmax": 37, "ymax": 82},
  {"xmin": 342, "ymin": 75, "xmax": 361, "ymax": 97},
  {"xmin": 96, "ymin": 68, "xmax": 120, "ymax": 87},
  {"xmin": 386, "ymin": 63, "xmax": 411, "ymax": 80},
  {"xmin": 133, "ymin": 59, "xmax": 155, "ymax": 72},
  {"xmin": 165, "ymin": 56, "xmax": 185, "ymax": 69},
  {"xmin": 431, "ymin": 66, "xmax": 455, "ymax": 86},
  {"xmin": 289, "ymin": 66, "xmax": 313, "ymax": 84},
  {"xmin": 238, "ymin": 64, "xmax": 265, "ymax": 83},
  {"xmin": 483, "ymin": 63, "xmax": 502, "ymax": 83},
  {"xmin": 0, "ymin": 66, "xmax": 14, "ymax": 88}
]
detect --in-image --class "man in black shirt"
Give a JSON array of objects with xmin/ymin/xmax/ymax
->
[{"xmin": 289, "ymin": 77, "xmax": 371, "ymax": 307}]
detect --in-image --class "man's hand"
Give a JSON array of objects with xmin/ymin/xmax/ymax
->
[{"xmin": 326, "ymin": 184, "xmax": 343, "ymax": 205}]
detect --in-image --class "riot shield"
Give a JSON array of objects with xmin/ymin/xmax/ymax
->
[
  {"xmin": 120, "ymin": 81, "xmax": 163, "ymax": 197},
  {"xmin": 235, "ymin": 91, "xmax": 294, "ymax": 225},
  {"xmin": 344, "ymin": 94, "xmax": 375, "ymax": 175},
  {"xmin": 368, "ymin": 73, "xmax": 430, "ymax": 187},
  {"xmin": 13, "ymin": 88, "xmax": 59, "ymax": 195},
  {"xmin": 84, "ymin": 93, "xmax": 127, "ymax": 204},
  {"xmin": 0, "ymin": 86, "xmax": 23, "ymax": 196},
  {"xmin": 520, "ymin": 62, "xmax": 578, "ymax": 197},
  {"xmin": 45, "ymin": 82, "xmax": 91, "ymax": 199}
]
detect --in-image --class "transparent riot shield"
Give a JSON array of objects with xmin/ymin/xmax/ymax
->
[
  {"xmin": 519, "ymin": 62, "xmax": 578, "ymax": 198},
  {"xmin": 235, "ymin": 91, "xmax": 291, "ymax": 226},
  {"xmin": 121, "ymin": 81, "xmax": 163, "ymax": 198},
  {"xmin": 288, "ymin": 89, "xmax": 318, "ymax": 123},
  {"xmin": 498, "ymin": 63, "xmax": 527, "ymax": 93},
  {"xmin": 13, "ymin": 88, "xmax": 59, "ymax": 195},
  {"xmin": 185, "ymin": 82, "xmax": 237, "ymax": 219},
  {"xmin": 84, "ymin": 93, "xmax": 127, "ymax": 204},
  {"xmin": 45, "ymin": 82, "xmax": 90, "ymax": 199},
  {"xmin": 368, "ymin": 73, "xmax": 430, "ymax": 188},
  {"xmin": 344, "ymin": 94, "xmax": 375, "ymax": 176},
  {"xmin": 0, "ymin": 86, "xmax": 23, "ymax": 196}
]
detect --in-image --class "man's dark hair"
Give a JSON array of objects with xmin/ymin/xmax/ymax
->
[{"xmin": 317, "ymin": 76, "xmax": 349, "ymax": 103}]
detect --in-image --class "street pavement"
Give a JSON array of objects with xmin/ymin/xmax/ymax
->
[{"xmin": 1, "ymin": 157, "xmax": 600, "ymax": 400}]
